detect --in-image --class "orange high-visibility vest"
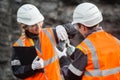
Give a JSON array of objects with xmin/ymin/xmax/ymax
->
[
  {"xmin": 13, "ymin": 28, "xmax": 62, "ymax": 80},
  {"xmin": 77, "ymin": 30, "xmax": 120, "ymax": 80}
]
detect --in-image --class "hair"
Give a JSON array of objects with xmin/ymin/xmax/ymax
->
[
  {"xmin": 87, "ymin": 24, "xmax": 98, "ymax": 30},
  {"xmin": 77, "ymin": 23, "xmax": 98, "ymax": 30},
  {"xmin": 19, "ymin": 23, "xmax": 28, "ymax": 30}
]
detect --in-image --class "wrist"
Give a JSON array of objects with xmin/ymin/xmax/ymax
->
[{"xmin": 67, "ymin": 46, "xmax": 75, "ymax": 56}]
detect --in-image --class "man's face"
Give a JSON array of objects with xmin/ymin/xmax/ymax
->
[{"xmin": 25, "ymin": 22, "xmax": 43, "ymax": 34}]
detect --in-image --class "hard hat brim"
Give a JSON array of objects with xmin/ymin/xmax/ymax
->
[{"xmin": 17, "ymin": 16, "xmax": 44, "ymax": 25}]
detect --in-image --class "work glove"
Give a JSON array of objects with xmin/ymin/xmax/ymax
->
[
  {"xmin": 66, "ymin": 40, "xmax": 75, "ymax": 56},
  {"xmin": 31, "ymin": 56, "xmax": 44, "ymax": 70},
  {"xmin": 56, "ymin": 25, "xmax": 68, "ymax": 41},
  {"xmin": 56, "ymin": 40, "xmax": 66, "ymax": 52},
  {"xmin": 55, "ymin": 47, "xmax": 67, "ymax": 59},
  {"xmin": 63, "ymin": 23, "xmax": 77, "ymax": 39}
]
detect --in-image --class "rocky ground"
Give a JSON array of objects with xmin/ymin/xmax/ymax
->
[{"xmin": 0, "ymin": 0, "xmax": 120, "ymax": 80}]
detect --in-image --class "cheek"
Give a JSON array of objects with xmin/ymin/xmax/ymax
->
[
  {"xmin": 34, "ymin": 26, "xmax": 41, "ymax": 34},
  {"xmin": 27, "ymin": 28, "xmax": 33, "ymax": 33},
  {"xmin": 27, "ymin": 28, "xmax": 36, "ymax": 33},
  {"xmin": 35, "ymin": 26, "xmax": 41, "ymax": 32}
]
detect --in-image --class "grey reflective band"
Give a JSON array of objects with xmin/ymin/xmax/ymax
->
[
  {"xmin": 68, "ymin": 64, "xmax": 83, "ymax": 76},
  {"xmin": 44, "ymin": 54, "xmax": 58, "ymax": 66},
  {"xmin": 85, "ymin": 67, "xmax": 120, "ymax": 76},
  {"xmin": 43, "ymin": 29, "xmax": 58, "ymax": 66},
  {"xmin": 17, "ymin": 39, "xmax": 24, "ymax": 46},
  {"xmin": 43, "ymin": 29, "xmax": 55, "ymax": 46},
  {"xmin": 83, "ymin": 39, "xmax": 100, "ymax": 69},
  {"xmin": 35, "ymin": 39, "xmax": 42, "ymax": 53}
]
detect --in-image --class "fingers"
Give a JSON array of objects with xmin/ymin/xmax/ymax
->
[
  {"xmin": 56, "ymin": 25, "xmax": 68, "ymax": 41},
  {"xmin": 32, "ymin": 58, "xmax": 44, "ymax": 70},
  {"xmin": 60, "ymin": 31, "xmax": 68, "ymax": 41}
]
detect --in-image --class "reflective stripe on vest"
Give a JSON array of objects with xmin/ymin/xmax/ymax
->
[
  {"xmin": 34, "ymin": 39, "xmax": 42, "ymax": 53},
  {"xmin": 17, "ymin": 37, "xmax": 34, "ymax": 46},
  {"xmin": 43, "ymin": 29, "xmax": 57, "ymax": 66},
  {"xmin": 43, "ymin": 29, "xmax": 55, "ymax": 46},
  {"xmin": 83, "ymin": 38, "xmax": 120, "ymax": 76},
  {"xmin": 85, "ymin": 67, "xmax": 120, "ymax": 76},
  {"xmin": 17, "ymin": 38, "xmax": 24, "ymax": 46},
  {"xmin": 84, "ymin": 38, "xmax": 100, "ymax": 69},
  {"xmin": 68, "ymin": 64, "xmax": 83, "ymax": 76},
  {"xmin": 44, "ymin": 54, "xmax": 58, "ymax": 66}
]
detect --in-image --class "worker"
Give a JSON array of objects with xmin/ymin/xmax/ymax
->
[
  {"xmin": 10, "ymin": 4, "xmax": 75, "ymax": 80},
  {"xmin": 57, "ymin": 2, "xmax": 120, "ymax": 80}
]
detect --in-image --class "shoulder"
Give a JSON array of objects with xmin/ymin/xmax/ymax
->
[
  {"xmin": 76, "ymin": 44, "xmax": 88, "ymax": 55},
  {"xmin": 13, "ymin": 35, "xmax": 26, "ymax": 47}
]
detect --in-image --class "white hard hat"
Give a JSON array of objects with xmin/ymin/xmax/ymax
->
[
  {"xmin": 72, "ymin": 3, "xmax": 103, "ymax": 27},
  {"xmin": 17, "ymin": 4, "xmax": 44, "ymax": 25}
]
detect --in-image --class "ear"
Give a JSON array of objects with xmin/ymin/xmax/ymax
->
[
  {"xmin": 80, "ymin": 25, "xmax": 85, "ymax": 31},
  {"xmin": 82, "ymin": 25, "xmax": 88, "ymax": 31}
]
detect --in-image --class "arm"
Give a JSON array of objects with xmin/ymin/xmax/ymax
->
[
  {"xmin": 60, "ymin": 48, "xmax": 87, "ymax": 80},
  {"xmin": 11, "ymin": 48, "xmax": 43, "ymax": 79}
]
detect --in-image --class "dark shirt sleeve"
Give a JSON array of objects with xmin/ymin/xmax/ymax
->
[
  {"xmin": 59, "ymin": 48, "xmax": 87, "ymax": 80},
  {"xmin": 11, "ymin": 48, "xmax": 44, "ymax": 79},
  {"xmin": 52, "ymin": 28, "xmax": 59, "ymax": 44}
]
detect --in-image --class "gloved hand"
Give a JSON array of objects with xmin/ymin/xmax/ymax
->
[
  {"xmin": 31, "ymin": 56, "xmax": 44, "ymax": 70},
  {"xmin": 55, "ymin": 47, "xmax": 67, "ymax": 59},
  {"xmin": 66, "ymin": 40, "xmax": 75, "ymax": 56},
  {"xmin": 56, "ymin": 25, "xmax": 68, "ymax": 41},
  {"xmin": 62, "ymin": 23, "xmax": 77, "ymax": 39}
]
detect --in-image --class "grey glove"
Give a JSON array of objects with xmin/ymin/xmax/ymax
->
[
  {"xmin": 31, "ymin": 56, "xmax": 44, "ymax": 70},
  {"xmin": 66, "ymin": 40, "xmax": 75, "ymax": 56}
]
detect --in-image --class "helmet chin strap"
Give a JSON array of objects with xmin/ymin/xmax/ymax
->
[{"xmin": 25, "ymin": 30, "xmax": 38, "ymax": 39}]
